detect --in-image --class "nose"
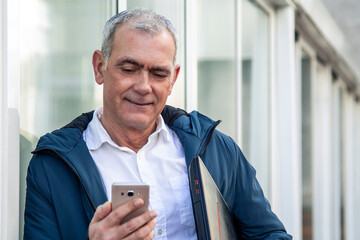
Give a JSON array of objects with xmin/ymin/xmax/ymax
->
[{"xmin": 133, "ymin": 70, "xmax": 152, "ymax": 95}]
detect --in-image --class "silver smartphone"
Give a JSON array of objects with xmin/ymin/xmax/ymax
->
[{"xmin": 111, "ymin": 183, "xmax": 150, "ymax": 224}]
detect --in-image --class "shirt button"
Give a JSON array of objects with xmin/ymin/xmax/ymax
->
[{"xmin": 158, "ymin": 229, "xmax": 162, "ymax": 235}]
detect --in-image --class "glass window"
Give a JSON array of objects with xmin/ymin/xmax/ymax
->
[
  {"xmin": 196, "ymin": 0, "xmax": 270, "ymax": 196},
  {"xmin": 126, "ymin": 0, "xmax": 185, "ymax": 109},
  {"xmin": 301, "ymin": 51, "xmax": 313, "ymax": 240},
  {"xmin": 197, "ymin": 0, "xmax": 237, "ymax": 140},
  {"xmin": 241, "ymin": 0, "xmax": 270, "ymax": 196},
  {"xmin": 19, "ymin": 0, "xmax": 114, "ymax": 237}
]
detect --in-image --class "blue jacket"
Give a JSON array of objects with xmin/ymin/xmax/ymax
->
[{"xmin": 24, "ymin": 105, "xmax": 292, "ymax": 239}]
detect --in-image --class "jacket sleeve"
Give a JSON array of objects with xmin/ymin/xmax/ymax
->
[
  {"xmin": 232, "ymin": 147, "xmax": 292, "ymax": 239},
  {"xmin": 23, "ymin": 155, "xmax": 62, "ymax": 240},
  {"xmin": 234, "ymin": 150, "xmax": 292, "ymax": 239}
]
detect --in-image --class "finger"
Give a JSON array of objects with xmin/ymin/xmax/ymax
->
[
  {"xmin": 144, "ymin": 230, "xmax": 155, "ymax": 240},
  {"xmin": 90, "ymin": 201, "xmax": 112, "ymax": 224},
  {"xmin": 122, "ymin": 210, "xmax": 157, "ymax": 235},
  {"xmin": 104, "ymin": 198, "xmax": 144, "ymax": 226},
  {"xmin": 123, "ymin": 218, "xmax": 157, "ymax": 240}
]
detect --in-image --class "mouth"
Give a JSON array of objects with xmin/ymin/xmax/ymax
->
[{"xmin": 126, "ymin": 98, "xmax": 153, "ymax": 106}]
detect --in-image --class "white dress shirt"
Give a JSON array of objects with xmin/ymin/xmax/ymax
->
[{"xmin": 83, "ymin": 107, "xmax": 197, "ymax": 240}]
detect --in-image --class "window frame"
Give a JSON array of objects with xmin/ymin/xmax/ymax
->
[{"xmin": 1, "ymin": 0, "xmax": 21, "ymax": 238}]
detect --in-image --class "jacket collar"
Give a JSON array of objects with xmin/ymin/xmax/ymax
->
[{"xmin": 166, "ymin": 108, "xmax": 221, "ymax": 166}]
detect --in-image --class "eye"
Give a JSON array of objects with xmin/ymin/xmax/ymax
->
[
  {"xmin": 121, "ymin": 68, "xmax": 135, "ymax": 74},
  {"xmin": 153, "ymin": 73, "xmax": 167, "ymax": 78},
  {"xmin": 151, "ymin": 70, "xmax": 170, "ymax": 79}
]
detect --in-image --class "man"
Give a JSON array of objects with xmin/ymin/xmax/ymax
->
[{"xmin": 24, "ymin": 8, "xmax": 292, "ymax": 240}]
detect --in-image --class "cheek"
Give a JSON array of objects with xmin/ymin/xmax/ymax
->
[
  {"xmin": 103, "ymin": 82, "xmax": 123, "ymax": 105},
  {"xmin": 155, "ymin": 82, "xmax": 172, "ymax": 99},
  {"xmin": 104, "ymin": 76, "xmax": 126, "ymax": 93}
]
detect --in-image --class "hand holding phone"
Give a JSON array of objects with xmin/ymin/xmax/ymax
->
[
  {"xmin": 111, "ymin": 183, "xmax": 150, "ymax": 224},
  {"xmin": 89, "ymin": 196, "xmax": 157, "ymax": 240}
]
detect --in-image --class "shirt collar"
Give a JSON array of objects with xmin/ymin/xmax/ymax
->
[
  {"xmin": 85, "ymin": 107, "xmax": 171, "ymax": 151},
  {"xmin": 152, "ymin": 112, "xmax": 172, "ymax": 143}
]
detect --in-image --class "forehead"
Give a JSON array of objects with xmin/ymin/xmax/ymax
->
[{"xmin": 111, "ymin": 24, "xmax": 176, "ymax": 61}]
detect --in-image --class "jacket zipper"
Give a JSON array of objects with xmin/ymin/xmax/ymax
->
[{"xmin": 197, "ymin": 120, "xmax": 221, "ymax": 158}]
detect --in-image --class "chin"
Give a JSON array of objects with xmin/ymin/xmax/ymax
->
[{"xmin": 125, "ymin": 116, "xmax": 154, "ymax": 130}]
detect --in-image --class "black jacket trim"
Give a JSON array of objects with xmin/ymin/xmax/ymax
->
[
  {"xmin": 161, "ymin": 105, "xmax": 188, "ymax": 126},
  {"xmin": 62, "ymin": 111, "xmax": 94, "ymax": 132}
]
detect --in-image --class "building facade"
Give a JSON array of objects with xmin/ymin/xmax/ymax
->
[{"xmin": 1, "ymin": 0, "xmax": 359, "ymax": 239}]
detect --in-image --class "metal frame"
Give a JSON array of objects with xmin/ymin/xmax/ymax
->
[{"xmin": 184, "ymin": 0, "xmax": 198, "ymax": 112}]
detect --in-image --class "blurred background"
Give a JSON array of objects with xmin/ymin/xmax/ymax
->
[{"xmin": 1, "ymin": 0, "xmax": 360, "ymax": 239}]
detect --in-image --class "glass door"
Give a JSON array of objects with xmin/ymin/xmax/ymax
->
[{"xmin": 19, "ymin": 0, "xmax": 115, "ymax": 237}]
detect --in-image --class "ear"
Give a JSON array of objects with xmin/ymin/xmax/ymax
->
[
  {"xmin": 92, "ymin": 50, "xmax": 105, "ymax": 85},
  {"xmin": 168, "ymin": 65, "xmax": 180, "ymax": 96}
]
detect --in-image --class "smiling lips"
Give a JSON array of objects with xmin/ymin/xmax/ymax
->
[{"xmin": 126, "ymin": 98, "xmax": 153, "ymax": 106}]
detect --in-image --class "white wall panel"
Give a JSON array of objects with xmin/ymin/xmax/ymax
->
[
  {"xmin": 331, "ymin": 81, "xmax": 343, "ymax": 240},
  {"xmin": 343, "ymin": 92, "xmax": 355, "ymax": 240},
  {"xmin": 271, "ymin": 5, "xmax": 301, "ymax": 239},
  {"xmin": 0, "ymin": 0, "xmax": 20, "ymax": 239},
  {"xmin": 352, "ymin": 101, "xmax": 360, "ymax": 238},
  {"xmin": 312, "ymin": 63, "xmax": 334, "ymax": 240}
]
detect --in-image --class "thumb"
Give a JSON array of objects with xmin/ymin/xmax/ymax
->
[{"xmin": 90, "ymin": 201, "xmax": 112, "ymax": 224}]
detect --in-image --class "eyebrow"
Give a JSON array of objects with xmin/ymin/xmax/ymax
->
[
  {"xmin": 116, "ymin": 58, "xmax": 143, "ymax": 68},
  {"xmin": 116, "ymin": 57, "xmax": 172, "ymax": 75}
]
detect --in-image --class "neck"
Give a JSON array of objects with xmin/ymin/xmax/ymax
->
[{"xmin": 100, "ymin": 116, "xmax": 157, "ymax": 153}]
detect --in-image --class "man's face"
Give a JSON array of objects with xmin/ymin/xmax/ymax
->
[{"xmin": 94, "ymin": 24, "xmax": 179, "ymax": 132}]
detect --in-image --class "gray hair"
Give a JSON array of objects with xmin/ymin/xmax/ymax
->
[{"xmin": 101, "ymin": 8, "xmax": 178, "ymax": 68}]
